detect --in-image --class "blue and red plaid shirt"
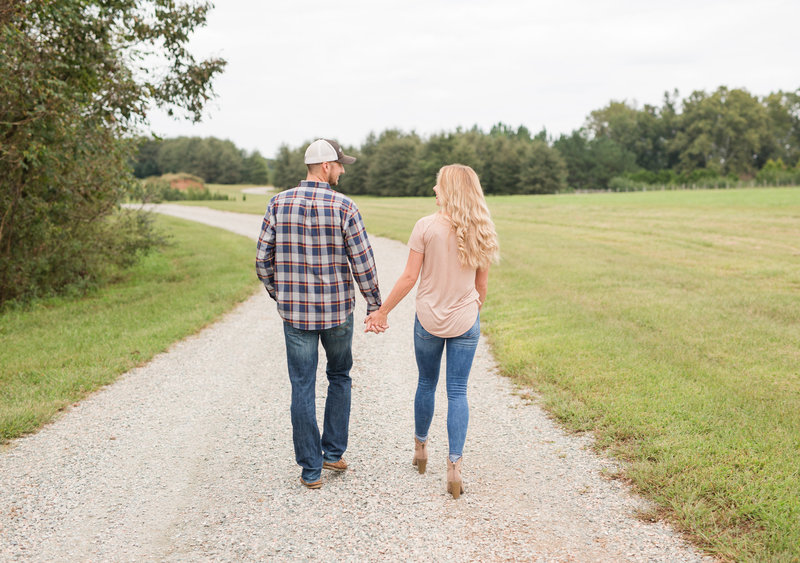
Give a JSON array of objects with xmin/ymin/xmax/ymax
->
[{"xmin": 255, "ymin": 181, "xmax": 381, "ymax": 330}]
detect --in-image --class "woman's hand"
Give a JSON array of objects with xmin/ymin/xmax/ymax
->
[
  {"xmin": 363, "ymin": 249, "xmax": 423, "ymax": 334},
  {"xmin": 364, "ymin": 310, "xmax": 389, "ymax": 333}
]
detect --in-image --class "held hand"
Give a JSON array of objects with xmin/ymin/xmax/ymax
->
[
  {"xmin": 363, "ymin": 315, "xmax": 381, "ymax": 333},
  {"xmin": 364, "ymin": 310, "xmax": 389, "ymax": 333}
]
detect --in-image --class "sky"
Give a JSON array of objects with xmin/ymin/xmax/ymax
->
[{"xmin": 145, "ymin": 0, "xmax": 800, "ymax": 159}]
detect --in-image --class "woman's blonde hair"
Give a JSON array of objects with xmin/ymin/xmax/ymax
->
[{"xmin": 437, "ymin": 164, "xmax": 499, "ymax": 270}]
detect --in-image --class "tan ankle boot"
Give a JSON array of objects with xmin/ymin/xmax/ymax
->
[
  {"xmin": 412, "ymin": 437, "xmax": 428, "ymax": 474},
  {"xmin": 447, "ymin": 457, "xmax": 464, "ymax": 499}
]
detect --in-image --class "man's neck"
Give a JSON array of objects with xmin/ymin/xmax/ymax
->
[{"xmin": 305, "ymin": 173, "xmax": 328, "ymax": 184}]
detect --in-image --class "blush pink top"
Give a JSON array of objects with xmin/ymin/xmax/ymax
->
[{"xmin": 408, "ymin": 213, "xmax": 480, "ymax": 338}]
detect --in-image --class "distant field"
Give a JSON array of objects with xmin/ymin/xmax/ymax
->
[
  {"xmin": 193, "ymin": 184, "xmax": 274, "ymax": 210},
  {"xmin": 189, "ymin": 186, "xmax": 800, "ymax": 559}
]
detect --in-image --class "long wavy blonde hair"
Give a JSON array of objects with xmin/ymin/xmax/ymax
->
[{"xmin": 437, "ymin": 164, "xmax": 499, "ymax": 270}]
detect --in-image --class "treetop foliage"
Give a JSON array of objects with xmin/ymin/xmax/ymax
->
[
  {"xmin": 271, "ymin": 126, "xmax": 569, "ymax": 196},
  {"xmin": 133, "ymin": 136, "xmax": 271, "ymax": 185},
  {"xmin": 266, "ymin": 86, "xmax": 800, "ymax": 196}
]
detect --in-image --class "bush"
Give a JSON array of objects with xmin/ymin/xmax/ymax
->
[
  {"xmin": 0, "ymin": 206, "xmax": 166, "ymax": 309},
  {"xmin": 608, "ymin": 176, "xmax": 649, "ymax": 192},
  {"xmin": 755, "ymin": 158, "xmax": 800, "ymax": 185},
  {"xmin": 129, "ymin": 174, "xmax": 230, "ymax": 203}
]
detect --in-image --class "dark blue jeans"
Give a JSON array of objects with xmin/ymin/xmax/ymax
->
[
  {"xmin": 413, "ymin": 314, "xmax": 480, "ymax": 462},
  {"xmin": 283, "ymin": 314, "xmax": 353, "ymax": 482}
]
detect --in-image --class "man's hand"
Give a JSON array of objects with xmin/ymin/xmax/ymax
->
[{"xmin": 364, "ymin": 310, "xmax": 389, "ymax": 333}]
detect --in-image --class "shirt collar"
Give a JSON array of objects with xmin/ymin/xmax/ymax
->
[{"xmin": 299, "ymin": 180, "xmax": 332, "ymax": 189}]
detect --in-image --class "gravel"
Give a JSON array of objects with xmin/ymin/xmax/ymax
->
[{"xmin": 0, "ymin": 204, "xmax": 713, "ymax": 561}]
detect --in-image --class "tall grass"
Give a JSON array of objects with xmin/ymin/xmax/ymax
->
[
  {"xmin": 352, "ymin": 188, "xmax": 800, "ymax": 561},
  {"xmin": 0, "ymin": 215, "xmax": 258, "ymax": 443}
]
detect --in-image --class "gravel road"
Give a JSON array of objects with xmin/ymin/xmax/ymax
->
[{"xmin": 0, "ymin": 204, "xmax": 713, "ymax": 561}]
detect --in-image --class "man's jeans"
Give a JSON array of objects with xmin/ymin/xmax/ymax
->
[
  {"xmin": 413, "ymin": 314, "xmax": 480, "ymax": 461},
  {"xmin": 283, "ymin": 314, "xmax": 354, "ymax": 482}
]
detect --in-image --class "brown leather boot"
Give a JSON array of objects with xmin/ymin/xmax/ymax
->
[
  {"xmin": 412, "ymin": 436, "xmax": 428, "ymax": 474},
  {"xmin": 447, "ymin": 457, "xmax": 464, "ymax": 499}
]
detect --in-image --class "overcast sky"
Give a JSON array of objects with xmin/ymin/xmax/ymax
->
[{"xmin": 145, "ymin": 0, "xmax": 800, "ymax": 159}]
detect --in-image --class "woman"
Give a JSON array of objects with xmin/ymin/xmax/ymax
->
[{"xmin": 365, "ymin": 164, "xmax": 499, "ymax": 499}]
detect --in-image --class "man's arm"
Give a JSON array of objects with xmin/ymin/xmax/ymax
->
[
  {"xmin": 255, "ymin": 203, "xmax": 277, "ymax": 300},
  {"xmin": 343, "ymin": 207, "xmax": 381, "ymax": 312}
]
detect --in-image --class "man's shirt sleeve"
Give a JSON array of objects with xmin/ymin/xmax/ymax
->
[
  {"xmin": 343, "ymin": 207, "xmax": 382, "ymax": 313},
  {"xmin": 255, "ymin": 201, "xmax": 277, "ymax": 300}
]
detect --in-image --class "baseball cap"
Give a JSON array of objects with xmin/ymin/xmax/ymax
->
[{"xmin": 304, "ymin": 139, "xmax": 356, "ymax": 165}]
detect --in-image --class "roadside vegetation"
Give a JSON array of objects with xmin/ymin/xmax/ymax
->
[
  {"xmin": 1, "ymin": 1, "xmax": 225, "ymax": 308},
  {"xmin": 0, "ymin": 215, "xmax": 258, "ymax": 443}
]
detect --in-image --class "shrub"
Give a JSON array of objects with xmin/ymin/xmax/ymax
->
[{"xmin": 129, "ymin": 174, "xmax": 230, "ymax": 203}]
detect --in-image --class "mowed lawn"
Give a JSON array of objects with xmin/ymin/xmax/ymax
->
[
  {"xmin": 17, "ymin": 186, "xmax": 794, "ymax": 560},
  {"xmin": 0, "ymin": 215, "xmax": 259, "ymax": 443},
  {"xmin": 350, "ymin": 188, "xmax": 800, "ymax": 561}
]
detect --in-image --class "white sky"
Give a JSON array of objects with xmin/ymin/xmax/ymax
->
[{"xmin": 145, "ymin": 0, "xmax": 800, "ymax": 158}]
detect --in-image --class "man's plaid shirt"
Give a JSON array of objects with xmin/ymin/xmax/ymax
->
[{"xmin": 255, "ymin": 181, "xmax": 381, "ymax": 330}]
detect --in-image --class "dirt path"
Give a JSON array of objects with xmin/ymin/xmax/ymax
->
[{"xmin": 0, "ymin": 204, "xmax": 712, "ymax": 561}]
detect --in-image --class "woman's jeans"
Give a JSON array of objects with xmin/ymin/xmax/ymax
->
[
  {"xmin": 283, "ymin": 314, "xmax": 353, "ymax": 482},
  {"xmin": 413, "ymin": 314, "xmax": 480, "ymax": 462}
]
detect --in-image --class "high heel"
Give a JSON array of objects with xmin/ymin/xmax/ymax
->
[
  {"xmin": 412, "ymin": 436, "xmax": 428, "ymax": 474},
  {"xmin": 447, "ymin": 457, "xmax": 464, "ymax": 499}
]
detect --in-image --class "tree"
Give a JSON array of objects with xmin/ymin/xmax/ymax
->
[
  {"xmin": 1, "ymin": 1, "xmax": 225, "ymax": 305},
  {"xmin": 133, "ymin": 137, "xmax": 162, "ymax": 178},
  {"xmin": 242, "ymin": 151, "xmax": 271, "ymax": 185},
  {"xmin": 415, "ymin": 132, "xmax": 460, "ymax": 192},
  {"xmin": 366, "ymin": 130, "xmax": 421, "ymax": 196},
  {"xmin": 482, "ymin": 135, "xmax": 525, "ymax": 194},
  {"xmin": 272, "ymin": 144, "xmax": 306, "ymax": 190},
  {"xmin": 340, "ymin": 136, "xmax": 373, "ymax": 195},
  {"xmin": 587, "ymin": 98, "xmax": 677, "ymax": 172},
  {"xmin": 153, "ymin": 137, "xmax": 244, "ymax": 183},
  {"xmin": 517, "ymin": 140, "xmax": 568, "ymax": 194},
  {"xmin": 762, "ymin": 90, "xmax": 800, "ymax": 167},
  {"xmin": 553, "ymin": 132, "xmax": 594, "ymax": 191},
  {"xmin": 553, "ymin": 131, "xmax": 638, "ymax": 191},
  {"xmin": 672, "ymin": 87, "xmax": 771, "ymax": 176}
]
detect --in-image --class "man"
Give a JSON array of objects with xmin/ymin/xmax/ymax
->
[{"xmin": 256, "ymin": 138, "xmax": 382, "ymax": 489}]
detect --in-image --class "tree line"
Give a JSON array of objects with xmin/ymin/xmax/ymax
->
[
  {"xmin": 272, "ymin": 126, "xmax": 567, "ymax": 196},
  {"xmin": 134, "ymin": 137, "xmax": 271, "ymax": 185},
  {"xmin": 270, "ymin": 87, "xmax": 800, "ymax": 194}
]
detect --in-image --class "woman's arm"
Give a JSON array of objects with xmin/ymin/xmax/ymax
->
[
  {"xmin": 365, "ymin": 249, "xmax": 423, "ymax": 332},
  {"xmin": 475, "ymin": 267, "xmax": 489, "ymax": 310}
]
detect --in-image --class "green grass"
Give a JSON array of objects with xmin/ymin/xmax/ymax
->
[
  {"xmin": 0, "ymin": 215, "xmax": 259, "ymax": 443},
  {"xmin": 350, "ymin": 188, "xmax": 799, "ymax": 562},
  {"xmin": 159, "ymin": 186, "xmax": 799, "ymax": 559}
]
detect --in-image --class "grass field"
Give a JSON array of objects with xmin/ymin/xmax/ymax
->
[
  {"xmin": 0, "ymin": 215, "xmax": 258, "ymax": 443},
  {"xmin": 195, "ymin": 185, "xmax": 800, "ymax": 560},
  {"xmin": 205, "ymin": 183, "xmax": 273, "ymax": 201},
  {"xmin": 6, "ymin": 185, "xmax": 798, "ymax": 560},
  {"xmin": 357, "ymin": 188, "xmax": 800, "ymax": 562}
]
